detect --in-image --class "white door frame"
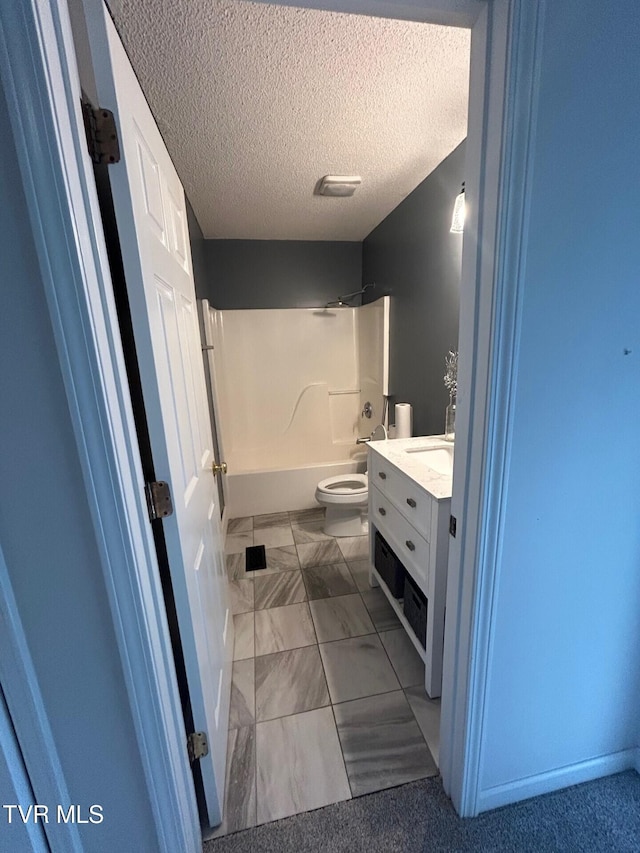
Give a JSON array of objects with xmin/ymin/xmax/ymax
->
[
  {"xmin": 0, "ymin": 0, "xmax": 543, "ymax": 837},
  {"xmin": 0, "ymin": 546, "xmax": 81, "ymax": 853},
  {"xmin": 0, "ymin": 1, "xmax": 200, "ymax": 850},
  {"xmin": 441, "ymin": 1, "xmax": 547, "ymax": 814}
]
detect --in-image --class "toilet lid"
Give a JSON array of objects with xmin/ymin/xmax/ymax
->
[{"xmin": 317, "ymin": 473, "xmax": 368, "ymax": 495}]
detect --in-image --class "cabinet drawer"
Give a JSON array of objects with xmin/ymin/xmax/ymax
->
[
  {"xmin": 369, "ymin": 448, "xmax": 394, "ymax": 490},
  {"xmin": 370, "ymin": 451, "xmax": 432, "ymax": 541},
  {"xmin": 371, "ymin": 484, "xmax": 429, "ymax": 590}
]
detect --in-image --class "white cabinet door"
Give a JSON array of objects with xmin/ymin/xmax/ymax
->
[{"xmin": 84, "ymin": 3, "xmax": 232, "ymax": 827}]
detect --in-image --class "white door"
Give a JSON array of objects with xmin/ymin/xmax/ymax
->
[{"xmin": 84, "ymin": 4, "xmax": 232, "ymax": 827}]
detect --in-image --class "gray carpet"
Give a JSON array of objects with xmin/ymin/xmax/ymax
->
[{"xmin": 203, "ymin": 771, "xmax": 640, "ymax": 853}]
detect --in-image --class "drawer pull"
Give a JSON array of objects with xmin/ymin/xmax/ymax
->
[
  {"xmin": 378, "ymin": 507, "xmax": 386, "ymax": 516},
  {"xmin": 378, "ymin": 471, "xmax": 387, "ymax": 480},
  {"xmin": 405, "ymin": 540, "xmax": 416, "ymax": 551},
  {"xmin": 406, "ymin": 497, "xmax": 417, "ymax": 508}
]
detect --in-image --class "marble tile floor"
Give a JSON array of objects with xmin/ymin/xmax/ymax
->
[{"xmin": 211, "ymin": 508, "xmax": 439, "ymax": 839}]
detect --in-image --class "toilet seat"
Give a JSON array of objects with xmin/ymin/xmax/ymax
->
[
  {"xmin": 316, "ymin": 473, "xmax": 368, "ymax": 505},
  {"xmin": 317, "ymin": 473, "xmax": 367, "ymax": 494}
]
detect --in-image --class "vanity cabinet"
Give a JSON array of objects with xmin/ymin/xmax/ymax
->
[{"xmin": 368, "ymin": 439, "xmax": 451, "ymax": 698}]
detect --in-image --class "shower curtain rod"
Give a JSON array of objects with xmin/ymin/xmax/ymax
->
[{"xmin": 326, "ymin": 282, "xmax": 375, "ymax": 308}]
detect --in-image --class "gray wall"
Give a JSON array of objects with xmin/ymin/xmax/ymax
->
[
  {"xmin": 362, "ymin": 141, "xmax": 465, "ymax": 436},
  {"xmin": 198, "ymin": 240, "xmax": 362, "ymax": 309}
]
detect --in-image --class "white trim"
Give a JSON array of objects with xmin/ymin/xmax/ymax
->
[
  {"xmin": 0, "ymin": 1, "xmax": 199, "ymax": 850},
  {"xmin": 476, "ymin": 749, "xmax": 638, "ymax": 812},
  {"xmin": 438, "ymin": 0, "xmax": 535, "ymax": 815},
  {"xmin": 442, "ymin": 0, "xmax": 548, "ymax": 816},
  {"xmin": 0, "ymin": 546, "xmax": 83, "ymax": 853},
  {"xmin": 439, "ymin": 0, "xmax": 547, "ymax": 815},
  {"xmin": 458, "ymin": 0, "xmax": 547, "ymax": 816}
]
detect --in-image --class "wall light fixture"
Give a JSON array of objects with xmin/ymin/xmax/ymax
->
[{"xmin": 450, "ymin": 182, "xmax": 465, "ymax": 233}]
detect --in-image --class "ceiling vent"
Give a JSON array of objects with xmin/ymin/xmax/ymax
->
[{"xmin": 316, "ymin": 175, "xmax": 362, "ymax": 197}]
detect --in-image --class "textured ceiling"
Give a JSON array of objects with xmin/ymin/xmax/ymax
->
[{"xmin": 108, "ymin": 0, "xmax": 470, "ymax": 240}]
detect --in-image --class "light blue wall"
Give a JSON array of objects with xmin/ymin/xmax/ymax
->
[
  {"xmin": 480, "ymin": 0, "xmax": 640, "ymax": 792},
  {"xmin": 0, "ymin": 84, "xmax": 159, "ymax": 850}
]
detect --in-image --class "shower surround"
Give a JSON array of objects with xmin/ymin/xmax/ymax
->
[{"xmin": 204, "ymin": 298, "xmax": 389, "ymax": 516}]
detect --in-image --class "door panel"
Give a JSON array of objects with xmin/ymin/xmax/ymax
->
[{"xmin": 85, "ymin": 2, "xmax": 232, "ymax": 827}]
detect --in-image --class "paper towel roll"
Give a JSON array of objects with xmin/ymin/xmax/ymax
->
[{"xmin": 395, "ymin": 402, "xmax": 412, "ymax": 439}]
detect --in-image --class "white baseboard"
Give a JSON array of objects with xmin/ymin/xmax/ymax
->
[{"xmin": 476, "ymin": 748, "xmax": 638, "ymax": 813}]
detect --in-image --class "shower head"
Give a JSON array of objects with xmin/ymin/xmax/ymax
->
[{"xmin": 324, "ymin": 283, "xmax": 375, "ymax": 309}]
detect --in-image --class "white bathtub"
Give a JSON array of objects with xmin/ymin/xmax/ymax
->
[
  {"xmin": 225, "ymin": 456, "xmax": 367, "ymax": 518},
  {"xmin": 202, "ymin": 301, "xmax": 387, "ymax": 519}
]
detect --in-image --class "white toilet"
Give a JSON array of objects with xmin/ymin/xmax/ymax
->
[
  {"xmin": 315, "ymin": 424, "xmax": 387, "ymax": 537},
  {"xmin": 315, "ymin": 472, "xmax": 369, "ymax": 537}
]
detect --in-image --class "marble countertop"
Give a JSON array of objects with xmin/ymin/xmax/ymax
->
[{"xmin": 368, "ymin": 435, "xmax": 454, "ymax": 501}]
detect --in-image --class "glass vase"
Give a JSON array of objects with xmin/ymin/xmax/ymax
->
[{"xmin": 445, "ymin": 396, "xmax": 456, "ymax": 441}]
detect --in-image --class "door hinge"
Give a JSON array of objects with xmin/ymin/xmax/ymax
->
[
  {"xmin": 81, "ymin": 100, "xmax": 121, "ymax": 165},
  {"xmin": 187, "ymin": 731, "xmax": 209, "ymax": 763},
  {"xmin": 145, "ymin": 480, "xmax": 174, "ymax": 521},
  {"xmin": 449, "ymin": 515, "xmax": 457, "ymax": 538}
]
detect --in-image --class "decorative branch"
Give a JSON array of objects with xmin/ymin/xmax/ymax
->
[{"xmin": 443, "ymin": 350, "xmax": 458, "ymax": 397}]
